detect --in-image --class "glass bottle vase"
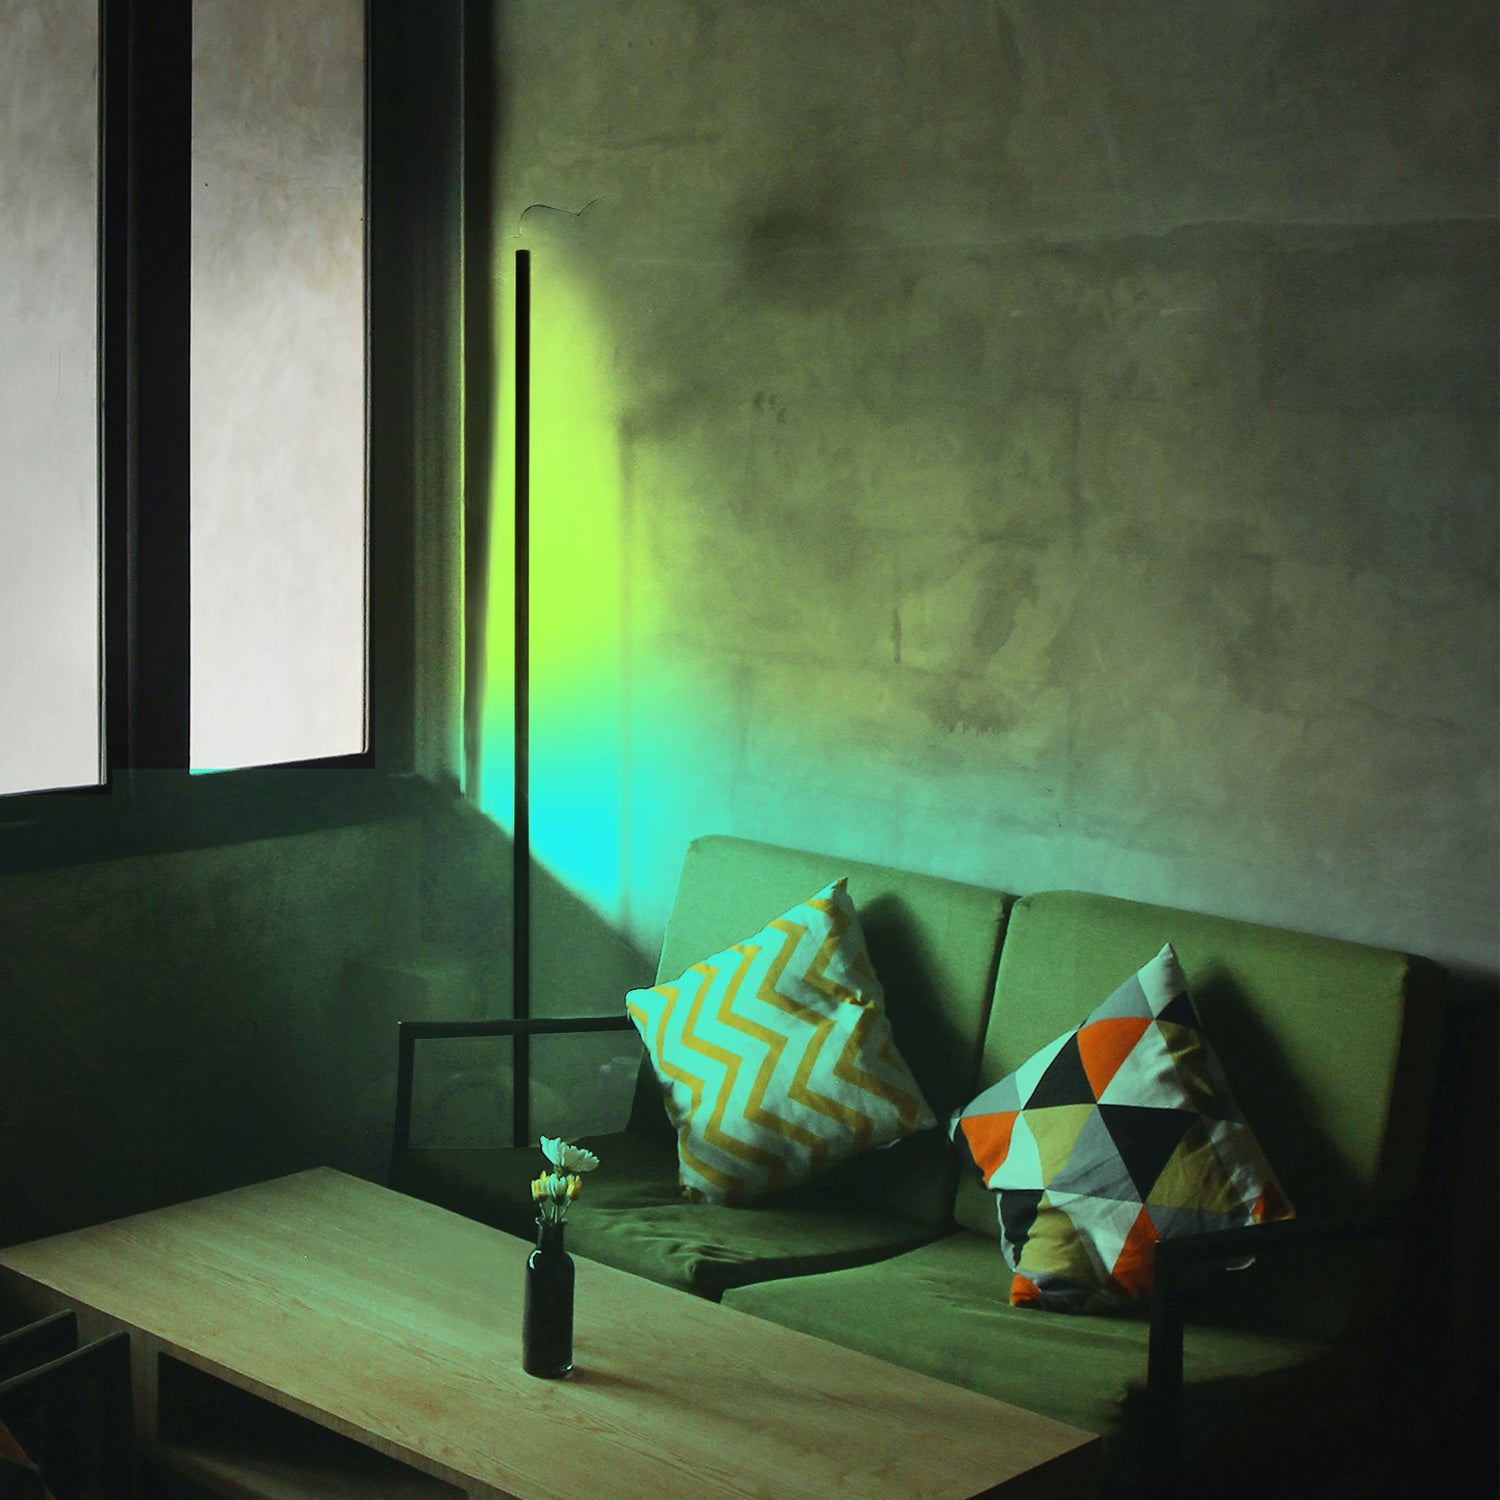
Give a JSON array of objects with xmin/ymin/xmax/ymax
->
[{"xmin": 522, "ymin": 1217, "xmax": 574, "ymax": 1377}]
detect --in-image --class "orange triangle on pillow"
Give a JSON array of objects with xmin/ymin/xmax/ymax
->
[
  {"xmin": 959, "ymin": 1109, "xmax": 1019, "ymax": 1180},
  {"xmin": 1077, "ymin": 1016, "xmax": 1151, "ymax": 1099},
  {"xmin": 1109, "ymin": 1205, "xmax": 1161, "ymax": 1300},
  {"xmin": 1010, "ymin": 1272, "xmax": 1043, "ymax": 1308}
]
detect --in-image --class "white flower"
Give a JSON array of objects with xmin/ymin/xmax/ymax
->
[{"xmin": 540, "ymin": 1136, "xmax": 600, "ymax": 1173}]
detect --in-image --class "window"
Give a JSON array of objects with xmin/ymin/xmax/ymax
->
[
  {"xmin": 2, "ymin": 0, "xmax": 378, "ymax": 806},
  {"xmin": 1, "ymin": 0, "xmax": 368, "ymax": 799},
  {"xmin": 0, "ymin": 0, "xmax": 103, "ymax": 798},
  {"xmin": 1, "ymin": 0, "xmax": 466, "ymax": 863},
  {"xmin": 189, "ymin": 0, "xmax": 368, "ymax": 771}
]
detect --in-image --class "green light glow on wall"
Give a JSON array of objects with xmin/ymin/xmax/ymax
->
[{"xmin": 479, "ymin": 248, "xmax": 630, "ymax": 923}]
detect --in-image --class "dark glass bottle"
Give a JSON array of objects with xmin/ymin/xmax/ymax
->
[{"xmin": 522, "ymin": 1217, "xmax": 574, "ymax": 1377}]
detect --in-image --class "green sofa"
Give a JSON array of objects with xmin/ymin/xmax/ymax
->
[{"xmin": 390, "ymin": 835, "xmax": 1449, "ymax": 1494}]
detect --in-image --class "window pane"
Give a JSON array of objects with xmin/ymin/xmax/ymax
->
[
  {"xmin": 189, "ymin": 0, "xmax": 367, "ymax": 770},
  {"xmin": 0, "ymin": 0, "xmax": 102, "ymax": 797}
]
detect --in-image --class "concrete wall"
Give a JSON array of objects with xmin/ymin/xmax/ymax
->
[
  {"xmin": 0, "ymin": 789, "xmax": 651, "ymax": 1249},
  {"xmin": 0, "ymin": 817, "xmax": 430, "ymax": 1245},
  {"xmin": 491, "ymin": 0, "xmax": 1498, "ymax": 976}
]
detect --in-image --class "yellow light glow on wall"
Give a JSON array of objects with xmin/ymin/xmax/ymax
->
[{"xmin": 479, "ymin": 244, "xmax": 629, "ymax": 924}]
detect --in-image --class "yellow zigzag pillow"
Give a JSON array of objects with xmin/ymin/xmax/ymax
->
[{"xmin": 626, "ymin": 879, "xmax": 936, "ymax": 1205}]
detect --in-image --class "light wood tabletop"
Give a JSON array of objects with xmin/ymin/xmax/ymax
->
[{"xmin": 0, "ymin": 1169, "xmax": 1099, "ymax": 1500}]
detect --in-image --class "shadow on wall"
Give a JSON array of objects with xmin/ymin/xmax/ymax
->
[
  {"xmin": 0, "ymin": 813, "xmax": 427, "ymax": 1247},
  {"xmin": 0, "ymin": 791, "xmax": 654, "ymax": 1249},
  {"xmin": 362, "ymin": 793, "xmax": 655, "ymax": 1171}
]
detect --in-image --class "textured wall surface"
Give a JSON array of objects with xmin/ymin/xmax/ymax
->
[
  {"xmin": 0, "ymin": 818, "xmax": 424, "ymax": 1245},
  {"xmin": 488, "ymin": 0, "xmax": 1499, "ymax": 972}
]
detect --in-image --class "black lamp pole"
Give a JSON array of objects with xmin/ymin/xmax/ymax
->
[{"xmin": 512, "ymin": 247, "xmax": 532, "ymax": 1152}]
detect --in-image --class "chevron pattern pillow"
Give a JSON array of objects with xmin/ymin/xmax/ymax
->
[
  {"xmin": 951, "ymin": 943, "xmax": 1294, "ymax": 1312},
  {"xmin": 625, "ymin": 879, "xmax": 936, "ymax": 1205}
]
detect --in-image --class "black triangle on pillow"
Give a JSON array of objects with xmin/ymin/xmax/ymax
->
[
  {"xmin": 1025, "ymin": 1034, "xmax": 1097, "ymax": 1108},
  {"xmin": 1157, "ymin": 990, "xmax": 1200, "ymax": 1029},
  {"xmin": 951, "ymin": 1118, "xmax": 985, "ymax": 1181},
  {"xmin": 1097, "ymin": 1103, "xmax": 1198, "ymax": 1200},
  {"xmin": 999, "ymin": 1187, "xmax": 1042, "ymax": 1258}
]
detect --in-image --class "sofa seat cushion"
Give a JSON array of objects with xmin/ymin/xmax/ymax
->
[
  {"xmin": 722, "ymin": 1232, "xmax": 1380, "ymax": 1483},
  {"xmin": 392, "ymin": 1130, "xmax": 943, "ymax": 1299}
]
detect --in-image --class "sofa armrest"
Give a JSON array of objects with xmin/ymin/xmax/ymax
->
[
  {"xmin": 1144, "ymin": 1212, "xmax": 1411, "ymax": 1471},
  {"xmin": 390, "ymin": 1014, "xmax": 638, "ymax": 1177}
]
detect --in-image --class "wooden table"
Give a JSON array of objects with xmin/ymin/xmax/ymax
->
[{"xmin": 0, "ymin": 1169, "xmax": 1099, "ymax": 1499}]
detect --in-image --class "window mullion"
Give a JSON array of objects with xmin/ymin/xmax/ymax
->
[{"xmin": 119, "ymin": 0, "xmax": 192, "ymax": 772}]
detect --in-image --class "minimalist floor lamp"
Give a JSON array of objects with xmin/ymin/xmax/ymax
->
[{"xmin": 512, "ymin": 247, "xmax": 532, "ymax": 1152}]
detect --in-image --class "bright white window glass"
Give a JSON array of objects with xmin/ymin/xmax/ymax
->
[
  {"xmin": 189, "ymin": 0, "xmax": 367, "ymax": 770},
  {"xmin": 0, "ymin": 0, "xmax": 102, "ymax": 797}
]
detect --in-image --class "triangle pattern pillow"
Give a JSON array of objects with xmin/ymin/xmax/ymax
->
[
  {"xmin": 950, "ymin": 943, "xmax": 1294, "ymax": 1312},
  {"xmin": 626, "ymin": 879, "xmax": 936, "ymax": 1205}
]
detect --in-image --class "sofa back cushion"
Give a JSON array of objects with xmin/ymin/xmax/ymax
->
[
  {"xmin": 628, "ymin": 835, "xmax": 1011, "ymax": 1230},
  {"xmin": 956, "ymin": 890, "xmax": 1447, "ymax": 1335}
]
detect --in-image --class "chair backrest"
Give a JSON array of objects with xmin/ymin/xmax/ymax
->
[
  {"xmin": 627, "ymin": 834, "xmax": 1012, "ymax": 1228},
  {"xmin": 0, "ymin": 1316, "xmax": 133, "ymax": 1500},
  {"xmin": 957, "ymin": 889, "xmax": 1449, "ymax": 1336}
]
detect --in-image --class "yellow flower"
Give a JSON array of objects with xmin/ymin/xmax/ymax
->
[{"xmin": 533, "ymin": 1137, "xmax": 601, "ymax": 1221}]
